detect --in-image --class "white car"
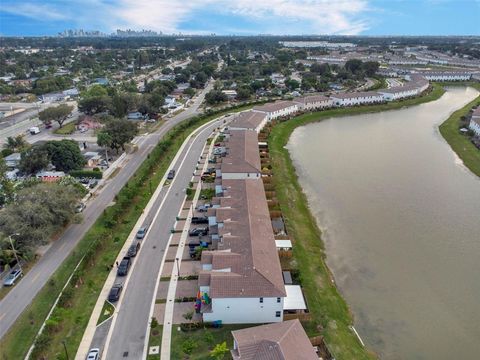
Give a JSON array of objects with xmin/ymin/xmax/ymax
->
[
  {"xmin": 3, "ymin": 269, "xmax": 22, "ymax": 286},
  {"xmin": 86, "ymin": 348, "xmax": 100, "ymax": 360}
]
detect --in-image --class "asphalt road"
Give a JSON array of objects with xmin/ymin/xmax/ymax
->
[
  {"xmin": 100, "ymin": 112, "xmax": 227, "ymax": 360},
  {"xmin": 0, "ymin": 83, "xmax": 213, "ymax": 340}
]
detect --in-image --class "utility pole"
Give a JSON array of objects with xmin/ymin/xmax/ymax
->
[
  {"xmin": 62, "ymin": 340, "xmax": 69, "ymax": 360},
  {"xmin": 8, "ymin": 233, "xmax": 22, "ymax": 273},
  {"xmin": 175, "ymin": 257, "xmax": 180, "ymax": 276}
]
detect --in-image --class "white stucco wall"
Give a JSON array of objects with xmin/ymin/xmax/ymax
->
[
  {"xmin": 221, "ymin": 172, "xmax": 261, "ymax": 180},
  {"xmin": 203, "ymin": 297, "xmax": 284, "ymax": 324}
]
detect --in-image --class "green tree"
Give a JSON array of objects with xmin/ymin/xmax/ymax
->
[
  {"xmin": 205, "ymin": 90, "xmax": 227, "ymax": 105},
  {"xmin": 103, "ymin": 118, "xmax": 138, "ymax": 153},
  {"xmin": 0, "ymin": 157, "xmax": 14, "ymax": 206},
  {"xmin": 38, "ymin": 104, "xmax": 73, "ymax": 128},
  {"xmin": 43, "ymin": 140, "xmax": 85, "ymax": 172},
  {"xmin": 78, "ymin": 96, "xmax": 111, "ymax": 115},
  {"xmin": 19, "ymin": 146, "xmax": 50, "ymax": 175},
  {"xmin": 82, "ymin": 84, "xmax": 108, "ymax": 98},
  {"xmin": 97, "ymin": 131, "xmax": 112, "ymax": 163},
  {"xmin": 0, "ymin": 183, "xmax": 79, "ymax": 255},
  {"xmin": 344, "ymin": 59, "xmax": 364, "ymax": 75},
  {"xmin": 5, "ymin": 135, "xmax": 27, "ymax": 152},
  {"xmin": 210, "ymin": 342, "xmax": 229, "ymax": 360},
  {"xmin": 363, "ymin": 61, "xmax": 380, "ymax": 77}
]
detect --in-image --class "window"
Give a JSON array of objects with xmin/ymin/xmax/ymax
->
[
  {"xmin": 275, "ymin": 311, "xmax": 281, "ymax": 317},
  {"xmin": 276, "ymin": 297, "xmax": 281, "ymax": 303},
  {"xmin": 259, "ymin": 297, "xmax": 263, "ymax": 303}
]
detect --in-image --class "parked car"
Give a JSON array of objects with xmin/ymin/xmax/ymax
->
[
  {"xmin": 117, "ymin": 257, "xmax": 131, "ymax": 276},
  {"xmin": 189, "ymin": 227, "xmax": 208, "ymax": 236},
  {"xmin": 127, "ymin": 242, "xmax": 141, "ymax": 257},
  {"xmin": 208, "ymin": 157, "xmax": 216, "ymax": 164},
  {"xmin": 205, "ymin": 167, "xmax": 216, "ymax": 174},
  {"xmin": 192, "ymin": 216, "xmax": 209, "ymax": 224},
  {"xmin": 75, "ymin": 203, "xmax": 86, "ymax": 213},
  {"xmin": 136, "ymin": 226, "xmax": 147, "ymax": 239},
  {"xmin": 88, "ymin": 179, "xmax": 98, "ymax": 189},
  {"xmin": 3, "ymin": 269, "xmax": 22, "ymax": 286},
  {"xmin": 167, "ymin": 169, "xmax": 175, "ymax": 180},
  {"xmin": 196, "ymin": 203, "xmax": 211, "ymax": 212},
  {"xmin": 108, "ymin": 284, "xmax": 123, "ymax": 302},
  {"xmin": 86, "ymin": 348, "xmax": 100, "ymax": 360}
]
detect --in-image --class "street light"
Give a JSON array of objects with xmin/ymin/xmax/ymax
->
[{"xmin": 8, "ymin": 233, "xmax": 22, "ymax": 273}]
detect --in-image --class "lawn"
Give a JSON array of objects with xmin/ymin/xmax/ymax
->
[
  {"xmin": 97, "ymin": 301, "xmax": 115, "ymax": 325},
  {"xmin": 170, "ymin": 324, "xmax": 250, "ymax": 360},
  {"xmin": 53, "ymin": 121, "xmax": 76, "ymax": 135},
  {"xmin": 0, "ymin": 103, "xmax": 261, "ymax": 360},
  {"xmin": 147, "ymin": 322, "xmax": 163, "ymax": 360},
  {"xmin": 266, "ymin": 84, "xmax": 446, "ymax": 360},
  {"xmin": 439, "ymin": 82, "xmax": 480, "ymax": 178}
]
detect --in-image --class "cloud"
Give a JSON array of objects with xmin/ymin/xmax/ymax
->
[
  {"xmin": 1, "ymin": 2, "xmax": 68, "ymax": 21},
  {"xmin": 0, "ymin": 0, "xmax": 372, "ymax": 35}
]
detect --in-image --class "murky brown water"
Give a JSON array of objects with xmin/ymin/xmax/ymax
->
[{"xmin": 287, "ymin": 87, "xmax": 480, "ymax": 360}]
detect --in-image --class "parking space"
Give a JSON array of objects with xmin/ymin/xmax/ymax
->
[{"xmin": 174, "ymin": 280, "xmax": 198, "ymax": 299}]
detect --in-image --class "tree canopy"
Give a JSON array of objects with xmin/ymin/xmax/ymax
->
[
  {"xmin": 43, "ymin": 140, "xmax": 85, "ymax": 172},
  {"xmin": 19, "ymin": 146, "xmax": 50, "ymax": 175},
  {"xmin": 39, "ymin": 104, "xmax": 74, "ymax": 128}
]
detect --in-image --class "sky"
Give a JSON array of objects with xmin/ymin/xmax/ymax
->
[{"xmin": 0, "ymin": 0, "xmax": 479, "ymax": 37}]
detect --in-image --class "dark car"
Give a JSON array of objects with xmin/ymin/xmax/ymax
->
[
  {"xmin": 189, "ymin": 227, "xmax": 208, "ymax": 236},
  {"xmin": 117, "ymin": 257, "xmax": 131, "ymax": 276},
  {"xmin": 167, "ymin": 169, "xmax": 175, "ymax": 180},
  {"xmin": 108, "ymin": 284, "xmax": 123, "ymax": 302},
  {"xmin": 208, "ymin": 157, "xmax": 216, "ymax": 164},
  {"xmin": 191, "ymin": 216, "xmax": 209, "ymax": 224},
  {"xmin": 136, "ymin": 227, "xmax": 147, "ymax": 240},
  {"xmin": 127, "ymin": 242, "xmax": 141, "ymax": 257}
]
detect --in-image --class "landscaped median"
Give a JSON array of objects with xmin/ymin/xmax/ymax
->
[
  {"xmin": 439, "ymin": 82, "xmax": 480, "ymax": 178},
  {"xmin": 266, "ymin": 83, "xmax": 446, "ymax": 360},
  {"xmin": 0, "ymin": 104, "xmax": 257, "ymax": 360}
]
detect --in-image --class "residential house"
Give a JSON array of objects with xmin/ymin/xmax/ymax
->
[
  {"xmin": 127, "ymin": 111, "xmax": 144, "ymax": 120},
  {"xmin": 4, "ymin": 152, "xmax": 21, "ymax": 169},
  {"xmin": 228, "ymin": 111, "xmax": 268, "ymax": 133},
  {"xmin": 36, "ymin": 171, "xmax": 65, "ymax": 182},
  {"xmin": 83, "ymin": 151, "xmax": 102, "ymax": 167},
  {"xmin": 222, "ymin": 90, "xmax": 238, "ymax": 100},
  {"xmin": 378, "ymin": 77, "xmax": 429, "ymax": 101},
  {"xmin": 252, "ymin": 101, "xmax": 299, "ymax": 121},
  {"xmin": 330, "ymin": 91, "xmax": 384, "ymax": 106},
  {"xmin": 231, "ymin": 319, "xmax": 318, "ymax": 360},
  {"xmin": 41, "ymin": 92, "xmax": 67, "ymax": 102}
]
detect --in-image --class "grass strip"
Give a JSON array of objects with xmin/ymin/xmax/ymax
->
[
  {"xmin": 0, "ymin": 102, "xmax": 257, "ymax": 360},
  {"xmin": 53, "ymin": 121, "xmax": 76, "ymax": 135},
  {"xmin": 267, "ymin": 84, "xmax": 445, "ymax": 359},
  {"xmin": 439, "ymin": 82, "xmax": 480, "ymax": 178},
  {"xmin": 97, "ymin": 301, "xmax": 115, "ymax": 325}
]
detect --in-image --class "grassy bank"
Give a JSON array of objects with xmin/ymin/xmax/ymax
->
[
  {"xmin": 53, "ymin": 121, "xmax": 76, "ymax": 135},
  {"xmin": 439, "ymin": 82, "xmax": 480, "ymax": 178},
  {"xmin": 0, "ymin": 104, "xmax": 256, "ymax": 360},
  {"xmin": 267, "ymin": 84, "xmax": 445, "ymax": 359}
]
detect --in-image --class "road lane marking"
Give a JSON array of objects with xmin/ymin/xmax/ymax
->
[{"xmin": 98, "ymin": 117, "xmax": 223, "ymax": 360}]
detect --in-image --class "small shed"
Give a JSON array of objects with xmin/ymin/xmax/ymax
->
[
  {"xmin": 275, "ymin": 239, "xmax": 292, "ymax": 250},
  {"xmin": 283, "ymin": 285, "xmax": 307, "ymax": 311}
]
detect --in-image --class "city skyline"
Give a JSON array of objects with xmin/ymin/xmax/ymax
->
[{"xmin": 1, "ymin": 0, "xmax": 479, "ymax": 37}]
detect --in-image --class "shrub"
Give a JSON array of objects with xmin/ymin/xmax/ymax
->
[{"xmin": 182, "ymin": 339, "xmax": 198, "ymax": 354}]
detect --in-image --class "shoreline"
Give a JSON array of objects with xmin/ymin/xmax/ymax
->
[
  {"xmin": 267, "ymin": 84, "xmax": 448, "ymax": 359},
  {"xmin": 439, "ymin": 82, "xmax": 480, "ymax": 178}
]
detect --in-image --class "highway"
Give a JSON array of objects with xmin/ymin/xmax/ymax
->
[{"xmin": 0, "ymin": 82, "xmax": 213, "ymax": 340}]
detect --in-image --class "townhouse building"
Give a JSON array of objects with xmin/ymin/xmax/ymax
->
[
  {"xmin": 228, "ymin": 111, "xmax": 268, "ymax": 133},
  {"xmin": 469, "ymin": 107, "xmax": 480, "ymax": 136},
  {"xmin": 198, "ymin": 178, "xmax": 286, "ymax": 324},
  {"xmin": 252, "ymin": 101, "xmax": 299, "ymax": 121},
  {"xmin": 378, "ymin": 77, "xmax": 429, "ymax": 101},
  {"xmin": 220, "ymin": 130, "xmax": 262, "ymax": 180},
  {"xmin": 330, "ymin": 91, "xmax": 384, "ymax": 106},
  {"xmin": 420, "ymin": 72, "xmax": 472, "ymax": 81},
  {"xmin": 294, "ymin": 95, "xmax": 333, "ymax": 111},
  {"xmin": 231, "ymin": 319, "xmax": 318, "ymax": 360}
]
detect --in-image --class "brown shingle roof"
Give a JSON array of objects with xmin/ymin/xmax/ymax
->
[
  {"xmin": 229, "ymin": 111, "xmax": 267, "ymax": 130},
  {"xmin": 253, "ymin": 100, "xmax": 298, "ymax": 113},
  {"xmin": 221, "ymin": 130, "xmax": 261, "ymax": 174},
  {"xmin": 231, "ymin": 319, "xmax": 318, "ymax": 360},
  {"xmin": 202, "ymin": 179, "xmax": 285, "ymax": 298}
]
